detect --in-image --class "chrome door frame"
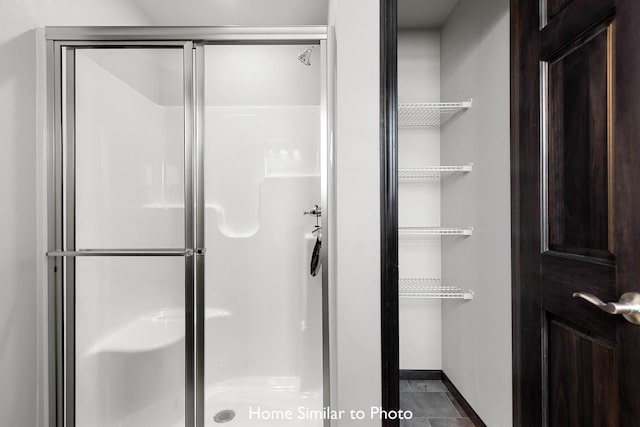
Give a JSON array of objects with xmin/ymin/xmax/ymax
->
[
  {"xmin": 45, "ymin": 26, "xmax": 328, "ymax": 42},
  {"xmin": 45, "ymin": 26, "xmax": 332, "ymax": 427},
  {"xmin": 46, "ymin": 38, "xmax": 196, "ymax": 427}
]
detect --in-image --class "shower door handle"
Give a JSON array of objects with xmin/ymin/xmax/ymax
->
[
  {"xmin": 573, "ymin": 292, "xmax": 640, "ymax": 325},
  {"xmin": 46, "ymin": 249, "xmax": 194, "ymax": 257}
]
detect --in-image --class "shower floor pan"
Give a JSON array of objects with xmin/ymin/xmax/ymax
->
[
  {"xmin": 109, "ymin": 376, "xmax": 322, "ymax": 427},
  {"xmin": 125, "ymin": 377, "xmax": 322, "ymax": 427},
  {"xmin": 202, "ymin": 377, "xmax": 323, "ymax": 427}
]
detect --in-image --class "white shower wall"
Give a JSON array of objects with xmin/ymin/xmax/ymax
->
[
  {"xmin": 202, "ymin": 44, "xmax": 323, "ymax": 426},
  {"xmin": 203, "ymin": 106, "xmax": 322, "ymax": 385},
  {"xmin": 398, "ymin": 30, "xmax": 442, "ymax": 370}
]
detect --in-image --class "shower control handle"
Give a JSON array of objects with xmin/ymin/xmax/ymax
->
[
  {"xmin": 573, "ymin": 291, "xmax": 640, "ymax": 325},
  {"xmin": 304, "ymin": 205, "xmax": 322, "ymax": 217}
]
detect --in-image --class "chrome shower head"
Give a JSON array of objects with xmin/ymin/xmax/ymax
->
[{"xmin": 297, "ymin": 46, "xmax": 315, "ymax": 66}]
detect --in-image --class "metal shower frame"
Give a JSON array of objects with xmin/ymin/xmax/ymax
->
[{"xmin": 45, "ymin": 26, "xmax": 332, "ymax": 427}]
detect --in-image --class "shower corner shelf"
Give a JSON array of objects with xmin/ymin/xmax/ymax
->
[
  {"xmin": 398, "ymin": 99, "xmax": 472, "ymax": 127},
  {"xmin": 398, "ymin": 163, "xmax": 473, "ymax": 180},
  {"xmin": 399, "ymin": 226, "xmax": 474, "ymax": 236},
  {"xmin": 399, "ymin": 278, "xmax": 474, "ymax": 300}
]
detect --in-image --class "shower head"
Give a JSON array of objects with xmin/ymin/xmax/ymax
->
[{"xmin": 297, "ymin": 46, "xmax": 315, "ymax": 66}]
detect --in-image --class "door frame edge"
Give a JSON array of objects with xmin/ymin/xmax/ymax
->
[{"xmin": 380, "ymin": 0, "xmax": 400, "ymax": 426}]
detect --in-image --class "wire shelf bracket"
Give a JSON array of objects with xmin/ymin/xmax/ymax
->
[
  {"xmin": 399, "ymin": 164, "xmax": 473, "ymax": 180},
  {"xmin": 398, "ymin": 99, "xmax": 472, "ymax": 127},
  {"xmin": 398, "ymin": 226, "xmax": 474, "ymax": 236},
  {"xmin": 399, "ymin": 278, "xmax": 474, "ymax": 300}
]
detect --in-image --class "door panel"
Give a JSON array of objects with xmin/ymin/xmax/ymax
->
[
  {"xmin": 512, "ymin": 0, "xmax": 640, "ymax": 424},
  {"xmin": 74, "ymin": 48, "xmax": 185, "ymax": 249},
  {"xmin": 541, "ymin": 7, "xmax": 618, "ymax": 424},
  {"xmin": 546, "ymin": 26, "xmax": 612, "ymax": 259},
  {"xmin": 547, "ymin": 319, "xmax": 617, "ymax": 426},
  {"xmin": 56, "ymin": 44, "xmax": 195, "ymax": 427},
  {"xmin": 75, "ymin": 257, "xmax": 186, "ymax": 427}
]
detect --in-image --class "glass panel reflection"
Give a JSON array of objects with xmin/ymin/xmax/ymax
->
[
  {"xmin": 75, "ymin": 48, "xmax": 185, "ymax": 249},
  {"xmin": 75, "ymin": 257, "xmax": 185, "ymax": 426}
]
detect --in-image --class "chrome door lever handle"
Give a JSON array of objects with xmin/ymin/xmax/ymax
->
[
  {"xmin": 572, "ymin": 292, "xmax": 634, "ymax": 314},
  {"xmin": 573, "ymin": 292, "xmax": 640, "ymax": 325}
]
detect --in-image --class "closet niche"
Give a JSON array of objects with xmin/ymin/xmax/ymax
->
[
  {"xmin": 397, "ymin": 0, "xmax": 512, "ymax": 424},
  {"xmin": 397, "ymin": 0, "xmax": 512, "ymax": 426},
  {"xmin": 398, "ymin": 30, "xmax": 474, "ymax": 370}
]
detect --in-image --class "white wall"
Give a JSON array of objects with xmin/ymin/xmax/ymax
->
[
  {"xmin": 440, "ymin": 0, "xmax": 512, "ymax": 425},
  {"xmin": 0, "ymin": 1, "xmax": 150, "ymax": 425},
  {"xmin": 328, "ymin": 0, "xmax": 382, "ymax": 425},
  {"xmin": 398, "ymin": 30, "xmax": 442, "ymax": 370}
]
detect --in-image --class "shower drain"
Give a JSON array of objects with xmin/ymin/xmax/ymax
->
[{"xmin": 214, "ymin": 409, "xmax": 236, "ymax": 423}]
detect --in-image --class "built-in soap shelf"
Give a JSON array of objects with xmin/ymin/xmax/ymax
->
[
  {"xmin": 399, "ymin": 164, "xmax": 473, "ymax": 181},
  {"xmin": 398, "ymin": 100, "xmax": 472, "ymax": 127},
  {"xmin": 399, "ymin": 226, "xmax": 473, "ymax": 237},
  {"xmin": 399, "ymin": 278, "xmax": 474, "ymax": 300}
]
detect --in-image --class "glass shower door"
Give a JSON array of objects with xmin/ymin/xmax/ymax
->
[
  {"xmin": 53, "ymin": 44, "xmax": 195, "ymax": 427},
  {"xmin": 48, "ymin": 32, "xmax": 330, "ymax": 427}
]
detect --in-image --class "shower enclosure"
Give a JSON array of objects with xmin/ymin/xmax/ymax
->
[{"xmin": 45, "ymin": 27, "xmax": 331, "ymax": 427}]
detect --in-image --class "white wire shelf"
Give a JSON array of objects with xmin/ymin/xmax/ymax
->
[
  {"xmin": 398, "ymin": 100, "xmax": 472, "ymax": 127},
  {"xmin": 399, "ymin": 164, "xmax": 473, "ymax": 180},
  {"xmin": 399, "ymin": 278, "xmax": 474, "ymax": 300},
  {"xmin": 399, "ymin": 226, "xmax": 473, "ymax": 236}
]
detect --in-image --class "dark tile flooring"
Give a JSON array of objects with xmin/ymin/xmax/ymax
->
[{"xmin": 400, "ymin": 380, "xmax": 474, "ymax": 427}]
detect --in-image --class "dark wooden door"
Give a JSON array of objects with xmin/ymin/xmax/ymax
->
[{"xmin": 512, "ymin": 0, "xmax": 640, "ymax": 425}]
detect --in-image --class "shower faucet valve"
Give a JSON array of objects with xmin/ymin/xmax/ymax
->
[{"xmin": 304, "ymin": 205, "xmax": 322, "ymax": 217}]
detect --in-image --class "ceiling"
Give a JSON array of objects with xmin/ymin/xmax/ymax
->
[
  {"xmin": 131, "ymin": 0, "xmax": 328, "ymax": 26},
  {"xmin": 129, "ymin": 0, "xmax": 458, "ymax": 29},
  {"xmin": 398, "ymin": 0, "xmax": 460, "ymax": 29}
]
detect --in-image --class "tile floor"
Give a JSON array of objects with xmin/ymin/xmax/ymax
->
[{"xmin": 400, "ymin": 380, "xmax": 474, "ymax": 427}]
